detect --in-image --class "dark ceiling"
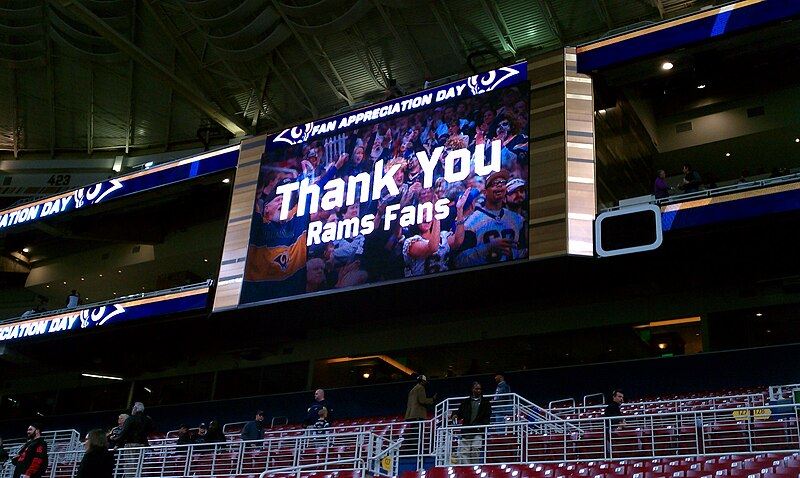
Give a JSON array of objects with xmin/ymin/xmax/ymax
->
[{"xmin": 0, "ymin": 0, "xmax": 721, "ymax": 160}]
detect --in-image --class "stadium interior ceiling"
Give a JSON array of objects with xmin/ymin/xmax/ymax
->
[
  {"xmin": 4, "ymin": 0, "xmax": 800, "ymax": 420},
  {"xmin": 1, "ymin": 0, "xmax": 721, "ymax": 162}
]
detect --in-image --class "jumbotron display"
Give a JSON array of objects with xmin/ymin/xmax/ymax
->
[{"xmin": 240, "ymin": 63, "xmax": 530, "ymax": 304}]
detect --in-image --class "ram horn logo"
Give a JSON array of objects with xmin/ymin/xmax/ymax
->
[
  {"xmin": 74, "ymin": 188, "xmax": 86, "ymax": 208},
  {"xmin": 274, "ymin": 122, "xmax": 314, "ymax": 146},
  {"xmin": 467, "ymin": 67, "xmax": 520, "ymax": 96},
  {"xmin": 79, "ymin": 304, "xmax": 127, "ymax": 328}
]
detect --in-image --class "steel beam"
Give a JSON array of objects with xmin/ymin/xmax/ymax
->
[{"xmin": 56, "ymin": 0, "xmax": 247, "ymax": 136}]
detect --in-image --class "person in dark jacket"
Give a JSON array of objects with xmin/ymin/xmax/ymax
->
[
  {"xmin": 118, "ymin": 402, "xmax": 154, "ymax": 447},
  {"xmin": 205, "ymin": 420, "xmax": 226, "ymax": 444},
  {"xmin": 604, "ymin": 389, "xmax": 627, "ymax": 430},
  {"xmin": 77, "ymin": 429, "xmax": 114, "ymax": 478},
  {"xmin": 453, "ymin": 382, "xmax": 492, "ymax": 464},
  {"xmin": 12, "ymin": 423, "xmax": 48, "ymax": 478},
  {"xmin": 0, "ymin": 435, "xmax": 9, "ymax": 463},
  {"xmin": 240, "ymin": 411, "xmax": 265, "ymax": 443},
  {"xmin": 175, "ymin": 424, "xmax": 192, "ymax": 446}
]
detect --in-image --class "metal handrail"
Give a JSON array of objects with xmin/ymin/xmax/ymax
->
[{"xmin": 604, "ymin": 171, "xmax": 800, "ymax": 213}]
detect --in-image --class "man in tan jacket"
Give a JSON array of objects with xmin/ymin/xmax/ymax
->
[
  {"xmin": 405, "ymin": 375, "xmax": 436, "ymax": 420},
  {"xmin": 403, "ymin": 375, "xmax": 437, "ymax": 454}
]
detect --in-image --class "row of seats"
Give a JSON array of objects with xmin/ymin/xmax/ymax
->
[
  {"xmin": 492, "ymin": 420, "xmax": 799, "ymax": 462},
  {"xmin": 401, "ymin": 452, "xmax": 800, "ymax": 478}
]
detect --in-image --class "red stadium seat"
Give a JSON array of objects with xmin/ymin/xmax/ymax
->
[
  {"xmin": 753, "ymin": 421, "xmax": 789, "ymax": 451},
  {"xmin": 610, "ymin": 429, "xmax": 642, "ymax": 458},
  {"xmin": 706, "ymin": 423, "xmax": 748, "ymax": 454},
  {"xmin": 527, "ymin": 434, "xmax": 567, "ymax": 462}
]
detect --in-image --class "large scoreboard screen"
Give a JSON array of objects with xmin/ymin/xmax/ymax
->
[{"xmin": 237, "ymin": 63, "xmax": 530, "ymax": 305}]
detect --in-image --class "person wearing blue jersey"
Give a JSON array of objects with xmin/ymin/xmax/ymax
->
[
  {"xmin": 454, "ymin": 170, "xmax": 526, "ymax": 268},
  {"xmin": 241, "ymin": 153, "xmax": 349, "ymax": 303}
]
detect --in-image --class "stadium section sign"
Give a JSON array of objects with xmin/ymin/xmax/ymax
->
[{"xmin": 240, "ymin": 63, "xmax": 530, "ymax": 304}]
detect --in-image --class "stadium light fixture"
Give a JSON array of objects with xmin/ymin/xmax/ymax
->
[
  {"xmin": 82, "ymin": 373, "xmax": 123, "ymax": 381},
  {"xmin": 634, "ymin": 316, "xmax": 701, "ymax": 329}
]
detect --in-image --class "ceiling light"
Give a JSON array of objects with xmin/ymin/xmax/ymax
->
[
  {"xmin": 144, "ymin": 387, "xmax": 153, "ymax": 393},
  {"xmin": 222, "ymin": 178, "xmax": 230, "ymax": 184},
  {"xmin": 82, "ymin": 373, "xmax": 123, "ymax": 381},
  {"xmin": 634, "ymin": 316, "xmax": 701, "ymax": 328},
  {"xmin": 661, "ymin": 61, "xmax": 674, "ymax": 70},
  {"xmin": 658, "ymin": 343, "xmax": 668, "ymax": 350},
  {"xmin": 697, "ymin": 84, "xmax": 706, "ymax": 89},
  {"xmin": 725, "ymin": 152, "xmax": 731, "ymax": 157},
  {"xmin": 362, "ymin": 373, "xmax": 370, "ymax": 379},
  {"xmin": 63, "ymin": 281, "xmax": 67, "ymax": 285},
  {"xmin": 22, "ymin": 247, "xmax": 29, "ymax": 253},
  {"xmin": 81, "ymin": 277, "xmax": 85, "ymax": 281},
  {"xmin": 795, "ymin": 138, "xmax": 799, "ymax": 143},
  {"xmin": 756, "ymin": 312, "xmax": 763, "ymax": 317}
]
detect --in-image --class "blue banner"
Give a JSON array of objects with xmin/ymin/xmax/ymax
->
[
  {"xmin": 264, "ymin": 63, "xmax": 528, "ymax": 151},
  {"xmin": 0, "ymin": 146, "xmax": 239, "ymax": 232},
  {"xmin": 0, "ymin": 288, "xmax": 209, "ymax": 343}
]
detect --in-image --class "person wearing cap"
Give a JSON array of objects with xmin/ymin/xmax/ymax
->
[
  {"xmin": 241, "ymin": 410, "xmax": 265, "ymax": 442},
  {"xmin": 405, "ymin": 375, "xmax": 437, "ymax": 421},
  {"xmin": 191, "ymin": 423, "xmax": 208, "ymax": 444},
  {"xmin": 454, "ymin": 170, "xmax": 527, "ymax": 268},
  {"xmin": 403, "ymin": 374, "xmax": 437, "ymax": 454},
  {"xmin": 505, "ymin": 177, "xmax": 528, "ymax": 220}
]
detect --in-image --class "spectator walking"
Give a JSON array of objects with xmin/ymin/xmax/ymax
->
[
  {"xmin": 604, "ymin": 389, "xmax": 627, "ymax": 430},
  {"xmin": 453, "ymin": 382, "xmax": 491, "ymax": 464},
  {"xmin": 405, "ymin": 375, "xmax": 436, "ymax": 421}
]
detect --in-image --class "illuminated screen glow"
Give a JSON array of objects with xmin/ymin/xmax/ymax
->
[{"xmin": 240, "ymin": 63, "xmax": 530, "ymax": 304}]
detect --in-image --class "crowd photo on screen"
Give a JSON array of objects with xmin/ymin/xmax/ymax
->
[{"xmin": 241, "ymin": 83, "xmax": 530, "ymax": 304}]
